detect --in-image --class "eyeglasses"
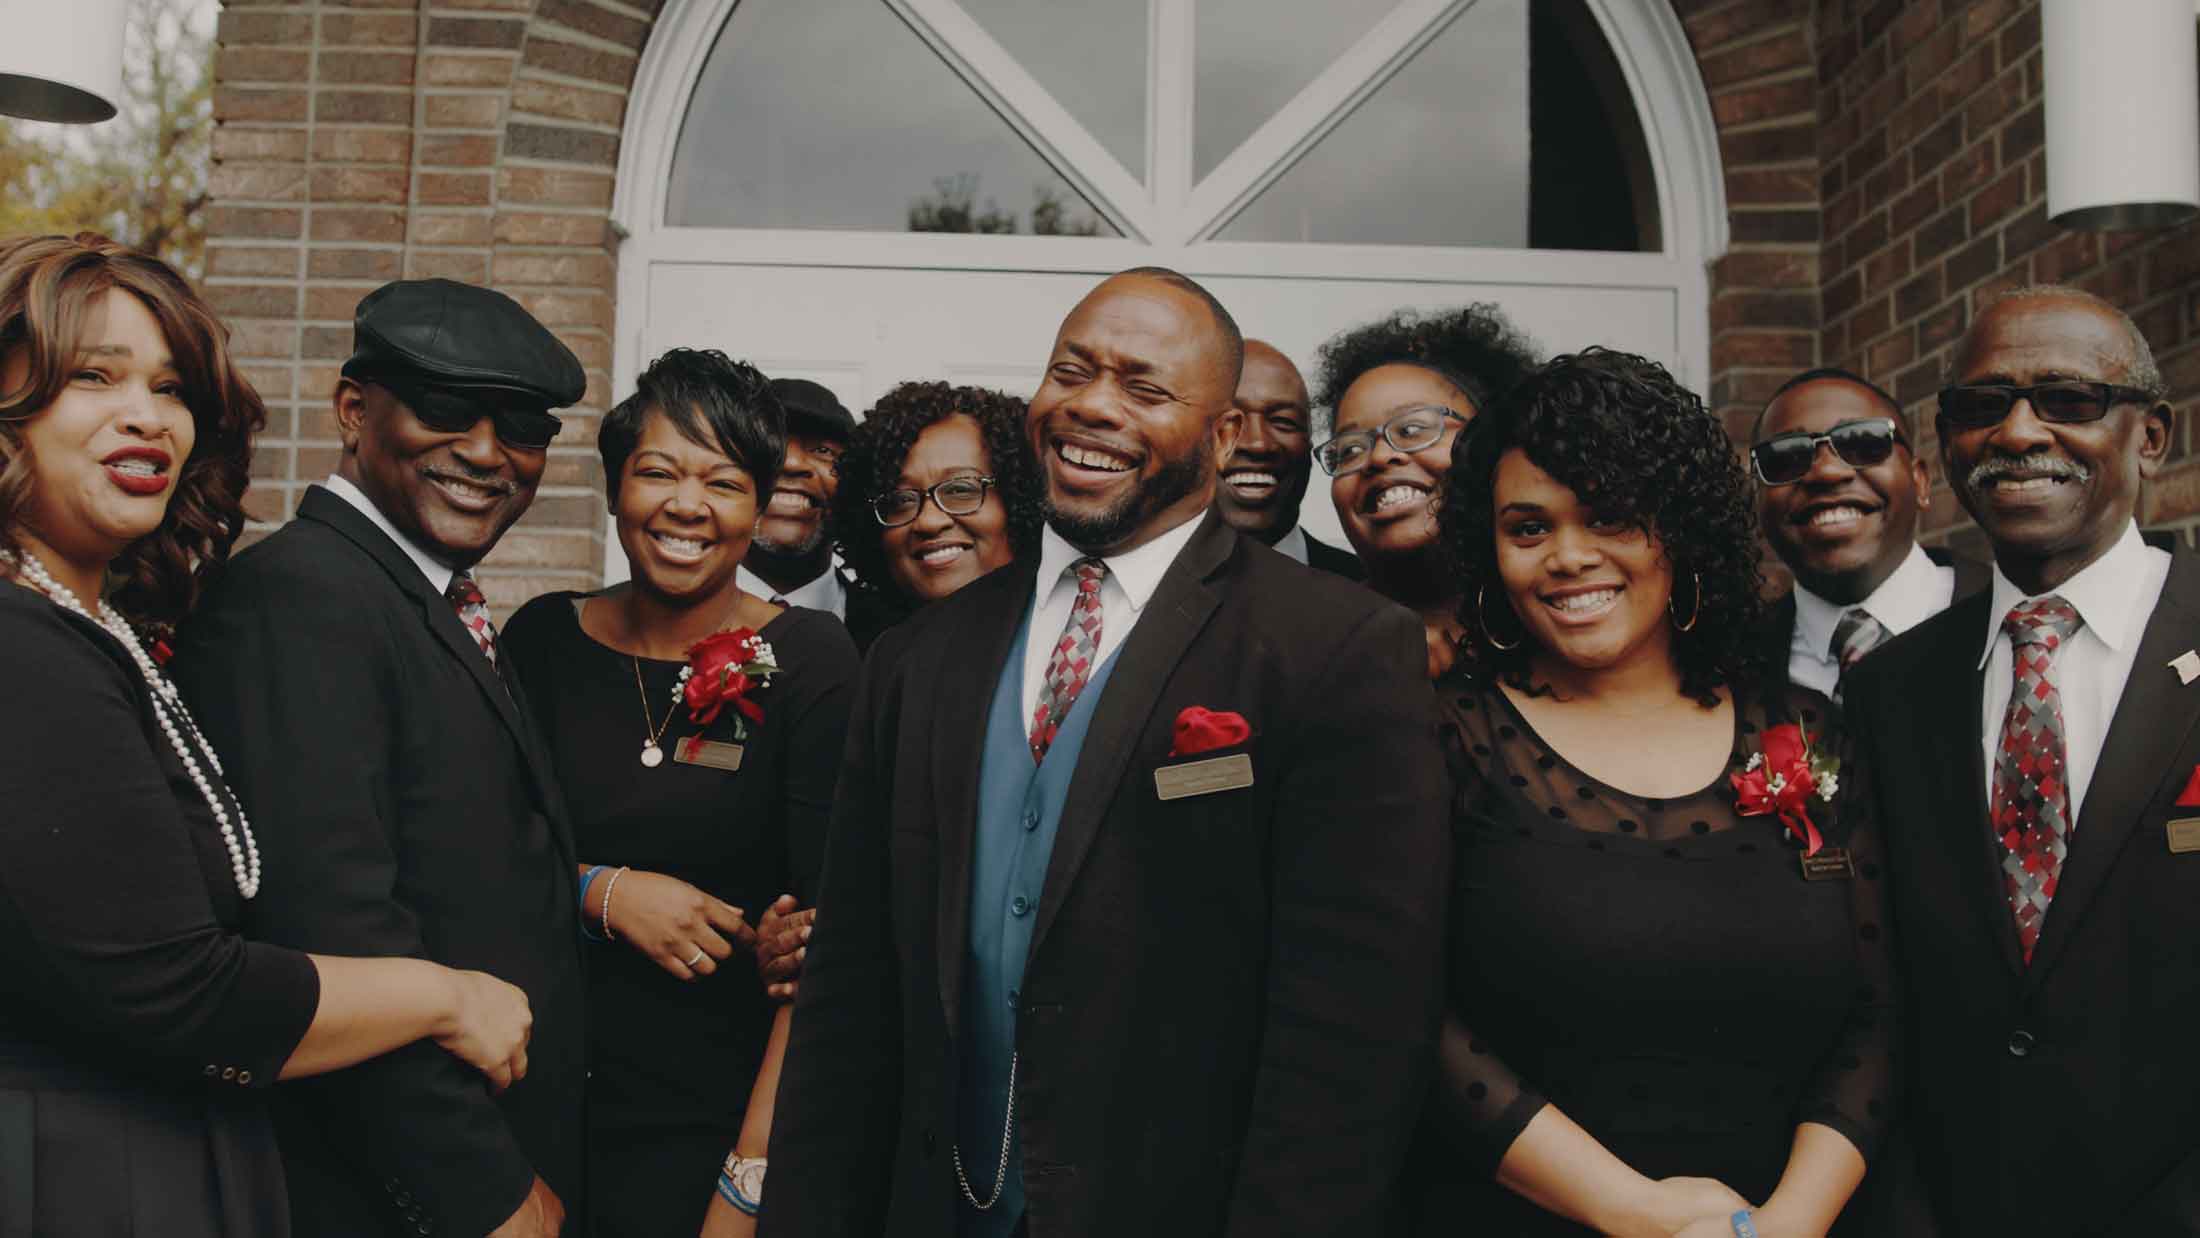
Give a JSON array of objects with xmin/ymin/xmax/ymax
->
[
  {"xmin": 1750, "ymin": 417, "xmax": 1903, "ymax": 486},
  {"xmin": 872, "ymin": 474, "xmax": 995, "ymax": 527},
  {"xmin": 1314, "ymin": 405, "xmax": 1467, "ymax": 476},
  {"xmin": 1935, "ymin": 381, "xmax": 2158, "ymax": 430},
  {"xmin": 372, "ymin": 378, "xmax": 562, "ymax": 449}
]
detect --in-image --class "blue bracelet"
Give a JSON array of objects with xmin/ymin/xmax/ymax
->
[
  {"xmin": 577, "ymin": 865, "xmax": 608, "ymax": 942},
  {"xmin": 716, "ymin": 1171, "xmax": 760, "ymax": 1216},
  {"xmin": 1730, "ymin": 1210, "xmax": 1760, "ymax": 1238}
]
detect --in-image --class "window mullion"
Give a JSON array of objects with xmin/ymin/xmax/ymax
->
[{"xmin": 1149, "ymin": 0, "xmax": 1195, "ymax": 243}]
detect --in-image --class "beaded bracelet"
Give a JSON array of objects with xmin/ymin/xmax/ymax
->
[
  {"xmin": 716, "ymin": 1171, "xmax": 761, "ymax": 1216},
  {"xmin": 1730, "ymin": 1210, "xmax": 1760, "ymax": 1238},
  {"xmin": 577, "ymin": 865, "xmax": 608, "ymax": 942},
  {"xmin": 599, "ymin": 866, "xmax": 629, "ymax": 943}
]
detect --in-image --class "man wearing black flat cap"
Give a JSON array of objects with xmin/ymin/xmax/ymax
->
[
  {"xmin": 740, "ymin": 376, "xmax": 857, "ymax": 619},
  {"xmin": 174, "ymin": 279, "xmax": 588, "ymax": 1237}
]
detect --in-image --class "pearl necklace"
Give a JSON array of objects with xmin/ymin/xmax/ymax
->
[{"xmin": 6, "ymin": 552, "xmax": 261, "ymax": 898}]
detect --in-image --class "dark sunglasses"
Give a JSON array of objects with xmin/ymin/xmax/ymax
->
[
  {"xmin": 371, "ymin": 378, "xmax": 563, "ymax": 449},
  {"xmin": 1935, "ymin": 381, "xmax": 2157, "ymax": 430},
  {"xmin": 872, "ymin": 474, "xmax": 994, "ymax": 527},
  {"xmin": 1750, "ymin": 417, "xmax": 1903, "ymax": 486}
]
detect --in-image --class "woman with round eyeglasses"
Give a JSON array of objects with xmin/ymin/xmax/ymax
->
[
  {"xmin": 832, "ymin": 380, "xmax": 1044, "ymax": 651},
  {"xmin": 1314, "ymin": 305, "xmax": 1540, "ymax": 678}
]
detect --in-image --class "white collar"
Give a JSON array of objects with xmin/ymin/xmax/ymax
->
[
  {"xmin": 1791, "ymin": 543, "xmax": 1944, "ymax": 655},
  {"xmin": 737, "ymin": 560, "xmax": 845, "ymax": 611},
  {"xmin": 1034, "ymin": 512, "xmax": 1205, "ymax": 616},
  {"xmin": 1978, "ymin": 521, "xmax": 2157, "ymax": 666},
  {"xmin": 321, "ymin": 474, "xmax": 456, "ymax": 594},
  {"xmin": 1272, "ymin": 524, "xmax": 1310, "ymax": 566}
]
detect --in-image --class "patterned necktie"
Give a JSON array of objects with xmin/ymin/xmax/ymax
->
[
  {"xmin": 1829, "ymin": 607, "xmax": 1889, "ymax": 700},
  {"xmin": 1029, "ymin": 558, "xmax": 1107, "ymax": 763},
  {"xmin": 1991, "ymin": 596, "xmax": 2082, "ymax": 963},
  {"xmin": 446, "ymin": 571, "xmax": 499, "ymax": 666}
]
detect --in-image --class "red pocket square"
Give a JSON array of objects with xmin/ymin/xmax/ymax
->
[
  {"xmin": 1170, "ymin": 707, "xmax": 1250, "ymax": 758},
  {"xmin": 2178, "ymin": 765, "xmax": 2200, "ymax": 808}
]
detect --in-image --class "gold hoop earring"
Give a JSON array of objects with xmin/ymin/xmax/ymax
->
[
  {"xmin": 1670, "ymin": 571, "xmax": 1701, "ymax": 633},
  {"xmin": 1477, "ymin": 585, "xmax": 1522, "ymax": 652}
]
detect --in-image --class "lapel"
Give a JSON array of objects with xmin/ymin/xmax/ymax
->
[
  {"xmin": 2026, "ymin": 548, "xmax": 2200, "ymax": 986},
  {"xmin": 1908, "ymin": 590, "xmax": 2028, "ymax": 976},
  {"xmin": 1025, "ymin": 513, "xmax": 1235, "ymax": 965},
  {"xmin": 929, "ymin": 558, "xmax": 1035, "ymax": 1038},
  {"xmin": 295, "ymin": 488, "xmax": 565, "ymax": 822}
]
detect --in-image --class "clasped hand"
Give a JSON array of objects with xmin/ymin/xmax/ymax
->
[{"xmin": 603, "ymin": 869, "xmax": 757, "ymax": 980}]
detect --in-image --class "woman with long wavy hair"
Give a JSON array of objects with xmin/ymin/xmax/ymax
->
[{"xmin": 0, "ymin": 234, "xmax": 534, "ymax": 1237}]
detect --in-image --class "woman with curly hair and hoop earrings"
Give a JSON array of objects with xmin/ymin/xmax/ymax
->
[
  {"xmin": 1410, "ymin": 349, "xmax": 1898, "ymax": 1237},
  {"xmin": 0, "ymin": 234, "xmax": 535, "ymax": 1237},
  {"xmin": 831, "ymin": 380, "xmax": 1045, "ymax": 652},
  {"xmin": 1312, "ymin": 304, "xmax": 1540, "ymax": 678}
]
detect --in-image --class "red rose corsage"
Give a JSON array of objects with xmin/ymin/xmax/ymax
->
[
  {"xmin": 680, "ymin": 627, "xmax": 779, "ymax": 738},
  {"xmin": 1730, "ymin": 722, "xmax": 1840, "ymax": 856}
]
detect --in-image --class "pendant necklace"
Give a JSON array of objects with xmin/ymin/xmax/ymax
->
[{"xmin": 632, "ymin": 657, "xmax": 694, "ymax": 767}]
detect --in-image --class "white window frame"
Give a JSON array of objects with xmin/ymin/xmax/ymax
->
[{"xmin": 611, "ymin": 0, "xmax": 1728, "ymax": 392}]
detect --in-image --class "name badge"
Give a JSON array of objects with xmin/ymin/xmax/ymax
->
[
  {"xmin": 1799, "ymin": 848, "xmax": 1856, "ymax": 882},
  {"xmin": 2167, "ymin": 818, "xmax": 2200, "ymax": 854},
  {"xmin": 1154, "ymin": 753, "xmax": 1254, "ymax": 801},
  {"xmin": 675, "ymin": 737, "xmax": 745, "ymax": 773}
]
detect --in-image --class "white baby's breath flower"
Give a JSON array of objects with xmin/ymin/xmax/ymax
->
[
  {"xmin": 1817, "ymin": 773, "xmax": 1840, "ymax": 801},
  {"xmin": 1745, "ymin": 752, "xmax": 1763, "ymax": 772}
]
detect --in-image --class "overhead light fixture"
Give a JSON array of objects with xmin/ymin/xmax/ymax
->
[
  {"xmin": 2043, "ymin": 0, "xmax": 2200, "ymax": 230},
  {"xmin": 0, "ymin": 0, "xmax": 126, "ymax": 124}
]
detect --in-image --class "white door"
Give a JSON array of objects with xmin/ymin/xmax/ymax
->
[{"xmin": 612, "ymin": 0, "xmax": 1727, "ymax": 561}]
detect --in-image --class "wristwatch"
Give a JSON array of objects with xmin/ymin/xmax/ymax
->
[{"xmin": 722, "ymin": 1153, "xmax": 767, "ymax": 1210}]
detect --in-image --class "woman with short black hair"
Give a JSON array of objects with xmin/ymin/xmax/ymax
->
[
  {"xmin": 1413, "ymin": 349, "xmax": 1895, "ymax": 1237},
  {"xmin": 501, "ymin": 348, "xmax": 858, "ymax": 1237}
]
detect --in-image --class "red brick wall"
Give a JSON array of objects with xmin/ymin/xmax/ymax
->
[{"xmin": 1812, "ymin": 0, "xmax": 2200, "ymax": 550}]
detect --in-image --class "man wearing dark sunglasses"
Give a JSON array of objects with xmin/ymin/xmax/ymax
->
[
  {"xmin": 1750, "ymin": 367, "xmax": 1984, "ymax": 700},
  {"xmin": 173, "ymin": 279, "xmax": 590, "ymax": 1238},
  {"xmin": 1839, "ymin": 286, "xmax": 2200, "ymax": 1237}
]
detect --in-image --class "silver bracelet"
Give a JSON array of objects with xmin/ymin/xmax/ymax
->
[{"xmin": 599, "ymin": 866, "xmax": 628, "ymax": 942}]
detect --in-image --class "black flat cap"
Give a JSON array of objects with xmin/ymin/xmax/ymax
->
[
  {"xmin": 769, "ymin": 377, "xmax": 856, "ymax": 439},
  {"xmin": 342, "ymin": 278, "xmax": 586, "ymax": 410}
]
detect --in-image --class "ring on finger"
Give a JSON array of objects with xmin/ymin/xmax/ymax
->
[{"xmin": 684, "ymin": 947, "xmax": 707, "ymax": 967}]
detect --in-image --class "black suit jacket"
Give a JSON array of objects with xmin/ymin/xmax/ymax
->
[
  {"xmin": 1301, "ymin": 530, "xmax": 1365, "ymax": 581},
  {"xmin": 172, "ymin": 486, "xmax": 587, "ymax": 1237},
  {"xmin": 1757, "ymin": 547, "xmax": 1989, "ymax": 695},
  {"xmin": 1845, "ymin": 546, "xmax": 2200, "ymax": 1236},
  {"xmin": 761, "ymin": 512, "xmax": 1450, "ymax": 1238}
]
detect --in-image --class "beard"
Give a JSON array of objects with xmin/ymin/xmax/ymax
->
[
  {"xmin": 750, "ymin": 520, "xmax": 829, "ymax": 560},
  {"xmin": 1044, "ymin": 434, "xmax": 1213, "ymax": 551}
]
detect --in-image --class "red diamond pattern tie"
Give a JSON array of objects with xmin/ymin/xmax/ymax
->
[
  {"xmin": 1991, "ymin": 595, "xmax": 2081, "ymax": 963},
  {"xmin": 1029, "ymin": 558, "xmax": 1107, "ymax": 763},
  {"xmin": 446, "ymin": 570, "xmax": 499, "ymax": 666}
]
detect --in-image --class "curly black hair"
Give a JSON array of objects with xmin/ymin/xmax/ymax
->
[
  {"xmin": 1439, "ymin": 347, "xmax": 1766, "ymax": 706},
  {"xmin": 833, "ymin": 381, "xmax": 1045, "ymax": 612},
  {"xmin": 1313, "ymin": 303, "xmax": 1542, "ymax": 432}
]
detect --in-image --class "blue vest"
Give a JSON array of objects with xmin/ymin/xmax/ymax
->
[{"xmin": 955, "ymin": 607, "xmax": 1124, "ymax": 1237}]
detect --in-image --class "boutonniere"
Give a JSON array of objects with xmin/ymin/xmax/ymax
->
[
  {"xmin": 2177, "ymin": 764, "xmax": 2200, "ymax": 808},
  {"xmin": 1169, "ymin": 706, "xmax": 1251, "ymax": 758},
  {"xmin": 679, "ymin": 627, "xmax": 780, "ymax": 739},
  {"xmin": 1730, "ymin": 722, "xmax": 1839, "ymax": 856}
]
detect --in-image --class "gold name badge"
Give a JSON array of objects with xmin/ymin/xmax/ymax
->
[
  {"xmin": 1799, "ymin": 848, "xmax": 1856, "ymax": 882},
  {"xmin": 674, "ymin": 737, "xmax": 745, "ymax": 773},
  {"xmin": 1153, "ymin": 752, "xmax": 1254, "ymax": 801},
  {"xmin": 2167, "ymin": 818, "xmax": 2200, "ymax": 855}
]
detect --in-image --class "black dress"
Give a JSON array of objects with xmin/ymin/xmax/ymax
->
[
  {"xmin": 0, "ymin": 579, "xmax": 322, "ymax": 1237},
  {"xmin": 1409, "ymin": 676, "xmax": 1896, "ymax": 1235},
  {"xmin": 500, "ymin": 595, "xmax": 858, "ymax": 1237}
]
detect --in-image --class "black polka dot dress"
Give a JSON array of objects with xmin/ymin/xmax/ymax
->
[{"xmin": 1405, "ymin": 678, "xmax": 1897, "ymax": 1235}]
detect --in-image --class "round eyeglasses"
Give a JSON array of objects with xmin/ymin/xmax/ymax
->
[
  {"xmin": 872, "ymin": 474, "xmax": 995, "ymax": 527},
  {"xmin": 1314, "ymin": 405, "xmax": 1468, "ymax": 476}
]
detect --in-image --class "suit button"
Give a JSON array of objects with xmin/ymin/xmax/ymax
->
[
  {"xmin": 203, "ymin": 1064, "xmax": 218, "ymax": 1077},
  {"xmin": 2007, "ymin": 1029, "xmax": 2037, "ymax": 1058},
  {"xmin": 1021, "ymin": 811, "xmax": 1039, "ymax": 832},
  {"xmin": 236, "ymin": 1070, "xmax": 252, "ymax": 1085},
  {"xmin": 1010, "ymin": 895, "xmax": 1030, "ymax": 916},
  {"xmin": 220, "ymin": 1067, "xmax": 236, "ymax": 1080}
]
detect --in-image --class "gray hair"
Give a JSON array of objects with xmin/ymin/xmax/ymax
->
[{"xmin": 1952, "ymin": 283, "xmax": 2168, "ymax": 400}]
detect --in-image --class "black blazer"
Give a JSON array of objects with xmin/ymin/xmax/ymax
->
[
  {"xmin": 1845, "ymin": 546, "xmax": 2200, "ymax": 1236},
  {"xmin": 761, "ymin": 512, "xmax": 1450, "ymax": 1238},
  {"xmin": 172, "ymin": 486, "xmax": 587, "ymax": 1238},
  {"xmin": 1301, "ymin": 530, "xmax": 1365, "ymax": 581},
  {"xmin": 1756, "ymin": 547, "xmax": 1989, "ymax": 694}
]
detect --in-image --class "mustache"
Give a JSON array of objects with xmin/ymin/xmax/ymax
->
[
  {"xmin": 1964, "ymin": 453, "xmax": 2091, "ymax": 490},
  {"xmin": 422, "ymin": 465, "xmax": 516, "ymax": 496}
]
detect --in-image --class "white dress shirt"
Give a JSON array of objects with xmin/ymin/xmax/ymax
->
[
  {"xmin": 738, "ymin": 560, "xmax": 847, "ymax": 620},
  {"xmin": 1978, "ymin": 521, "xmax": 2170, "ymax": 818},
  {"xmin": 1019, "ymin": 515, "xmax": 1204, "ymax": 725},
  {"xmin": 321, "ymin": 474, "xmax": 454, "ymax": 594},
  {"xmin": 1271, "ymin": 524, "xmax": 1309, "ymax": 566},
  {"xmin": 1788, "ymin": 544, "xmax": 1956, "ymax": 697}
]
